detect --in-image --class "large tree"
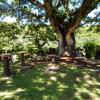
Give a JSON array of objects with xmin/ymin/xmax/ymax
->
[
  {"xmin": 0, "ymin": 0, "xmax": 100, "ymax": 57},
  {"xmin": 27, "ymin": 0, "xmax": 100, "ymax": 57}
]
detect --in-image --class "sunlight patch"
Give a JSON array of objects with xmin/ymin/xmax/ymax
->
[
  {"xmin": 76, "ymin": 77, "xmax": 81, "ymax": 82},
  {"xmin": 50, "ymin": 76, "xmax": 57, "ymax": 81},
  {"xmin": 43, "ymin": 95, "xmax": 50, "ymax": 100},
  {"xmin": 46, "ymin": 63, "xmax": 59, "ymax": 74},
  {"xmin": 6, "ymin": 80, "xmax": 12, "ymax": 84},
  {"xmin": 76, "ymin": 87, "xmax": 100, "ymax": 99},
  {"xmin": 0, "ymin": 77, "xmax": 11, "ymax": 80},
  {"xmin": 59, "ymin": 73, "xmax": 66, "ymax": 78},
  {"xmin": 84, "ymin": 75, "xmax": 91, "ymax": 80},
  {"xmin": 58, "ymin": 84, "xmax": 68, "ymax": 89},
  {"xmin": 0, "ymin": 88, "xmax": 25, "ymax": 99},
  {"xmin": 58, "ymin": 88, "xmax": 64, "ymax": 92},
  {"xmin": 47, "ymin": 81, "xmax": 52, "ymax": 85},
  {"xmin": 33, "ymin": 78, "xmax": 44, "ymax": 83},
  {"xmin": 86, "ymin": 80, "xmax": 94, "ymax": 85},
  {"xmin": 0, "ymin": 91, "xmax": 14, "ymax": 99},
  {"xmin": 35, "ymin": 87, "xmax": 45, "ymax": 91},
  {"xmin": 94, "ymin": 88, "xmax": 100, "ymax": 95},
  {"xmin": 15, "ymin": 88, "xmax": 26, "ymax": 93}
]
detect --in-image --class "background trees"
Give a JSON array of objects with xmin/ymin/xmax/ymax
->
[{"xmin": 0, "ymin": 22, "xmax": 57, "ymax": 54}]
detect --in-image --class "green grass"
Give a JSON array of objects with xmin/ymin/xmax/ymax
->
[{"xmin": 0, "ymin": 62, "xmax": 100, "ymax": 100}]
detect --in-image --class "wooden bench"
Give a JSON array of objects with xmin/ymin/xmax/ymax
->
[
  {"xmin": 73, "ymin": 57, "xmax": 97, "ymax": 67},
  {"xmin": 61, "ymin": 56, "xmax": 97, "ymax": 67},
  {"xmin": 60, "ymin": 56, "xmax": 73, "ymax": 63},
  {"xmin": 82, "ymin": 60, "xmax": 97, "ymax": 67}
]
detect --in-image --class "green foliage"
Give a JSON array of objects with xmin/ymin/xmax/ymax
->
[
  {"xmin": 76, "ymin": 26, "xmax": 100, "ymax": 59},
  {"xmin": 0, "ymin": 21, "xmax": 99, "ymax": 58},
  {"xmin": 22, "ymin": 24, "xmax": 57, "ymax": 53},
  {"xmin": 0, "ymin": 22, "xmax": 21, "ymax": 53},
  {"xmin": 88, "ymin": 25, "xmax": 100, "ymax": 33},
  {"xmin": 0, "ymin": 22, "xmax": 57, "ymax": 53},
  {"xmin": 95, "ymin": 45, "xmax": 100, "ymax": 59},
  {"xmin": 84, "ymin": 42, "xmax": 96, "ymax": 58}
]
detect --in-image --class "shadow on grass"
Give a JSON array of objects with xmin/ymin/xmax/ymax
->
[{"xmin": 0, "ymin": 62, "xmax": 100, "ymax": 100}]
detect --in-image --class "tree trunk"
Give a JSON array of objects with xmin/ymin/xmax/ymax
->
[
  {"xmin": 57, "ymin": 24, "xmax": 67, "ymax": 57},
  {"xmin": 66, "ymin": 32, "xmax": 76, "ymax": 57},
  {"xmin": 57, "ymin": 33, "xmax": 64, "ymax": 57},
  {"xmin": 19, "ymin": 52, "xmax": 25, "ymax": 67},
  {"xmin": 58, "ymin": 31, "xmax": 76, "ymax": 57}
]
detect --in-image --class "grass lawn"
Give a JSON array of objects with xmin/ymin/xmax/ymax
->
[{"xmin": 0, "ymin": 61, "xmax": 100, "ymax": 100}]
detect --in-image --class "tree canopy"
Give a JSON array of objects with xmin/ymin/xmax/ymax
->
[{"xmin": 0, "ymin": 0, "xmax": 100, "ymax": 26}]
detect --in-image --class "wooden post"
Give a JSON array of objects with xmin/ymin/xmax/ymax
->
[
  {"xmin": 18, "ymin": 52, "xmax": 25, "ymax": 67},
  {"xmin": 2, "ymin": 54, "xmax": 11, "ymax": 76}
]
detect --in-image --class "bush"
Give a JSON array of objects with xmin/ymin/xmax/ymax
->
[
  {"xmin": 84, "ymin": 42, "xmax": 96, "ymax": 59},
  {"xmin": 95, "ymin": 46, "xmax": 100, "ymax": 59},
  {"xmin": 84, "ymin": 41, "xmax": 100, "ymax": 59}
]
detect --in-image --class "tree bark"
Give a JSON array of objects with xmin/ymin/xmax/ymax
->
[
  {"xmin": 57, "ymin": 24, "xmax": 76, "ymax": 57},
  {"xmin": 66, "ymin": 32, "xmax": 76, "ymax": 57},
  {"xmin": 57, "ymin": 33, "xmax": 64, "ymax": 57},
  {"xmin": 57, "ymin": 30, "xmax": 76, "ymax": 57},
  {"xmin": 18, "ymin": 52, "xmax": 25, "ymax": 67}
]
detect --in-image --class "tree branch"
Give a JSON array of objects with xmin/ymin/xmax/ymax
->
[
  {"xmin": 81, "ymin": 12, "xmax": 100, "ymax": 26},
  {"xmin": 44, "ymin": 0, "xmax": 58, "ymax": 32},
  {"xmin": 20, "ymin": 7, "xmax": 45, "ymax": 19},
  {"xmin": 67, "ymin": 0, "xmax": 100, "ymax": 33}
]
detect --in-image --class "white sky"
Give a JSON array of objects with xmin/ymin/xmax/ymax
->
[
  {"xmin": 88, "ymin": 6, "xmax": 100, "ymax": 18},
  {"xmin": 3, "ymin": 16, "xmax": 16, "ymax": 23},
  {"xmin": 7, "ymin": 0, "xmax": 14, "ymax": 4}
]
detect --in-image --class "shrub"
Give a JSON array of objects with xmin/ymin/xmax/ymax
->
[
  {"xmin": 95, "ymin": 45, "xmax": 100, "ymax": 59},
  {"xmin": 84, "ymin": 42, "xmax": 96, "ymax": 59},
  {"xmin": 83, "ymin": 41, "xmax": 100, "ymax": 59}
]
